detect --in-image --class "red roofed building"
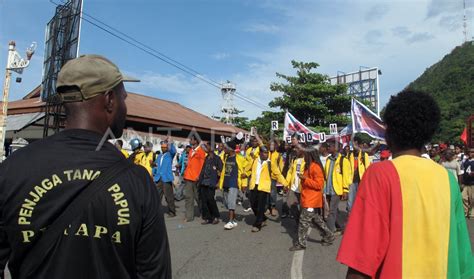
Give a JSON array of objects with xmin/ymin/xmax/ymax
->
[{"xmin": 2, "ymin": 85, "xmax": 245, "ymax": 153}]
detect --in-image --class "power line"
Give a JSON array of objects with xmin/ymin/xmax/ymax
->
[{"xmin": 49, "ymin": 0, "xmax": 277, "ymax": 112}]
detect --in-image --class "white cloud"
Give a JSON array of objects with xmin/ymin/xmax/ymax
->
[
  {"xmin": 224, "ymin": 0, "xmax": 465, "ymax": 119},
  {"xmin": 405, "ymin": 32, "xmax": 435, "ymax": 44},
  {"xmin": 243, "ymin": 23, "xmax": 280, "ymax": 34},
  {"xmin": 364, "ymin": 30, "xmax": 385, "ymax": 46},
  {"xmin": 426, "ymin": 0, "xmax": 471, "ymax": 18},
  {"xmin": 211, "ymin": 52, "xmax": 229, "ymax": 60},
  {"xmin": 365, "ymin": 4, "xmax": 390, "ymax": 21},
  {"xmin": 392, "ymin": 26, "xmax": 411, "ymax": 38},
  {"xmin": 124, "ymin": 71, "xmax": 225, "ymax": 117}
]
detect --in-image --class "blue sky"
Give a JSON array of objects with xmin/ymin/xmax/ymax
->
[{"xmin": 1, "ymin": 0, "xmax": 473, "ymax": 119}]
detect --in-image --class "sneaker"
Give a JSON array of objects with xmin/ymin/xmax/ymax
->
[
  {"xmin": 289, "ymin": 245, "xmax": 305, "ymax": 251},
  {"xmin": 224, "ymin": 222, "xmax": 234, "ymax": 230},
  {"xmin": 251, "ymin": 226, "xmax": 260, "ymax": 232},
  {"xmin": 212, "ymin": 218, "xmax": 220, "ymax": 225},
  {"xmin": 231, "ymin": 221, "xmax": 238, "ymax": 228},
  {"xmin": 243, "ymin": 207, "xmax": 253, "ymax": 213}
]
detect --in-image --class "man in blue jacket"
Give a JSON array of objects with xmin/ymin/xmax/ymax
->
[{"xmin": 154, "ymin": 137, "xmax": 177, "ymax": 217}]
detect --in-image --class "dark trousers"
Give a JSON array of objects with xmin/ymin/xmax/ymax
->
[
  {"xmin": 250, "ymin": 188, "xmax": 269, "ymax": 228},
  {"xmin": 267, "ymin": 179, "xmax": 278, "ymax": 209},
  {"xmin": 327, "ymin": 194, "xmax": 343, "ymax": 232},
  {"xmin": 184, "ymin": 180, "xmax": 200, "ymax": 221},
  {"xmin": 199, "ymin": 185, "xmax": 220, "ymax": 221},
  {"xmin": 157, "ymin": 180, "xmax": 176, "ymax": 215}
]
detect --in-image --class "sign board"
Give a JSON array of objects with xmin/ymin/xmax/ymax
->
[
  {"xmin": 271, "ymin": 121, "xmax": 279, "ymax": 131},
  {"xmin": 250, "ymin": 127, "xmax": 256, "ymax": 136},
  {"xmin": 329, "ymin": 123, "xmax": 338, "ymax": 135},
  {"xmin": 244, "ymin": 133, "xmax": 251, "ymax": 142}
]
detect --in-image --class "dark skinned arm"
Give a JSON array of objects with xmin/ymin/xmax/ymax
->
[{"xmin": 346, "ymin": 267, "xmax": 371, "ymax": 279}]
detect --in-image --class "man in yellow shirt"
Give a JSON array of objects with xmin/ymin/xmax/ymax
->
[
  {"xmin": 347, "ymin": 136, "xmax": 371, "ymax": 213},
  {"xmin": 268, "ymin": 139, "xmax": 285, "ymax": 216},
  {"xmin": 114, "ymin": 139, "xmax": 129, "ymax": 158},
  {"xmin": 324, "ymin": 141, "xmax": 352, "ymax": 234},
  {"xmin": 130, "ymin": 139, "xmax": 154, "ymax": 176}
]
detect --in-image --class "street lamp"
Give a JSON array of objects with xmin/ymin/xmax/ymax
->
[{"xmin": 0, "ymin": 40, "xmax": 36, "ymax": 161}]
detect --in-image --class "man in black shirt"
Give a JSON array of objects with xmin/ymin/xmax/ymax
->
[{"xmin": 0, "ymin": 55, "xmax": 171, "ymax": 278}]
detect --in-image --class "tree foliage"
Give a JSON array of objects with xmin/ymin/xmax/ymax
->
[
  {"xmin": 406, "ymin": 42, "xmax": 474, "ymax": 143},
  {"xmin": 269, "ymin": 60, "xmax": 351, "ymax": 130}
]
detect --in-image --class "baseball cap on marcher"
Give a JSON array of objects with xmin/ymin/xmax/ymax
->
[{"xmin": 56, "ymin": 54, "xmax": 139, "ymax": 102}]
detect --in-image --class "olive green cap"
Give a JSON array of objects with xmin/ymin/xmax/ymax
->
[{"xmin": 56, "ymin": 54, "xmax": 139, "ymax": 102}]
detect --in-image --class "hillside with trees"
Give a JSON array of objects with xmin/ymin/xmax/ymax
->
[{"xmin": 406, "ymin": 42, "xmax": 474, "ymax": 143}]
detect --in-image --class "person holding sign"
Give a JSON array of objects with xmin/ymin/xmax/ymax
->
[
  {"xmin": 347, "ymin": 136, "xmax": 371, "ymax": 213},
  {"xmin": 324, "ymin": 141, "xmax": 352, "ymax": 235},
  {"xmin": 285, "ymin": 145, "xmax": 306, "ymax": 224},
  {"xmin": 267, "ymin": 139, "xmax": 286, "ymax": 216}
]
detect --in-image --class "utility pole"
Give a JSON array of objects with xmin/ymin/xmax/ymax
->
[{"xmin": 0, "ymin": 41, "xmax": 36, "ymax": 161}]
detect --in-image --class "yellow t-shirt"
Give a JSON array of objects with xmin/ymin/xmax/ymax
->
[
  {"xmin": 134, "ymin": 151, "xmax": 154, "ymax": 175},
  {"xmin": 120, "ymin": 149, "xmax": 129, "ymax": 159}
]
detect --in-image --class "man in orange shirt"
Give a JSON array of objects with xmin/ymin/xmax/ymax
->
[{"xmin": 183, "ymin": 136, "xmax": 207, "ymax": 222}]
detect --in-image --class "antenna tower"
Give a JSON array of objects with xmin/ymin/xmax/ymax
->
[
  {"xmin": 220, "ymin": 81, "xmax": 238, "ymax": 125},
  {"xmin": 463, "ymin": 0, "xmax": 468, "ymax": 43}
]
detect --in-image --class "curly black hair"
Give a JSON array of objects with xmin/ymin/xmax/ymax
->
[{"xmin": 383, "ymin": 90, "xmax": 440, "ymax": 151}]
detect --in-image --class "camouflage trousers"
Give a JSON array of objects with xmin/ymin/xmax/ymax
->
[{"xmin": 297, "ymin": 208, "xmax": 333, "ymax": 248}]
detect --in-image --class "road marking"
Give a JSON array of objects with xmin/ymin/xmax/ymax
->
[
  {"xmin": 291, "ymin": 250, "xmax": 304, "ymax": 279},
  {"xmin": 290, "ymin": 228, "xmax": 311, "ymax": 279}
]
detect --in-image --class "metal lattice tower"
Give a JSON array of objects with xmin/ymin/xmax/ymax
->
[
  {"xmin": 41, "ymin": 0, "xmax": 82, "ymax": 137},
  {"xmin": 220, "ymin": 81, "xmax": 238, "ymax": 124},
  {"xmin": 464, "ymin": 0, "xmax": 468, "ymax": 43}
]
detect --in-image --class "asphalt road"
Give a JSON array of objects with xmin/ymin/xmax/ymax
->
[
  {"xmin": 3, "ymin": 192, "xmax": 474, "ymax": 278},
  {"xmin": 166, "ymin": 192, "xmax": 474, "ymax": 279}
]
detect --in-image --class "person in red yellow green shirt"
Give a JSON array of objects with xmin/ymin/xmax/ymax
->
[
  {"xmin": 347, "ymin": 136, "xmax": 371, "ymax": 213},
  {"xmin": 337, "ymin": 90, "xmax": 474, "ymax": 279},
  {"xmin": 183, "ymin": 136, "xmax": 208, "ymax": 222},
  {"xmin": 290, "ymin": 146, "xmax": 335, "ymax": 251},
  {"xmin": 324, "ymin": 141, "xmax": 352, "ymax": 234}
]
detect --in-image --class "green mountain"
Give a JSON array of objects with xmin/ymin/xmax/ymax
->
[{"xmin": 406, "ymin": 42, "xmax": 474, "ymax": 143}]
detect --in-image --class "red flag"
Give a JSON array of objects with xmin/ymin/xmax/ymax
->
[{"xmin": 460, "ymin": 128, "xmax": 467, "ymax": 144}]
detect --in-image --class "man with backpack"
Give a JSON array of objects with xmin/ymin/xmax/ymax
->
[
  {"xmin": 347, "ymin": 136, "xmax": 371, "ymax": 213},
  {"xmin": 324, "ymin": 141, "xmax": 352, "ymax": 234}
]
